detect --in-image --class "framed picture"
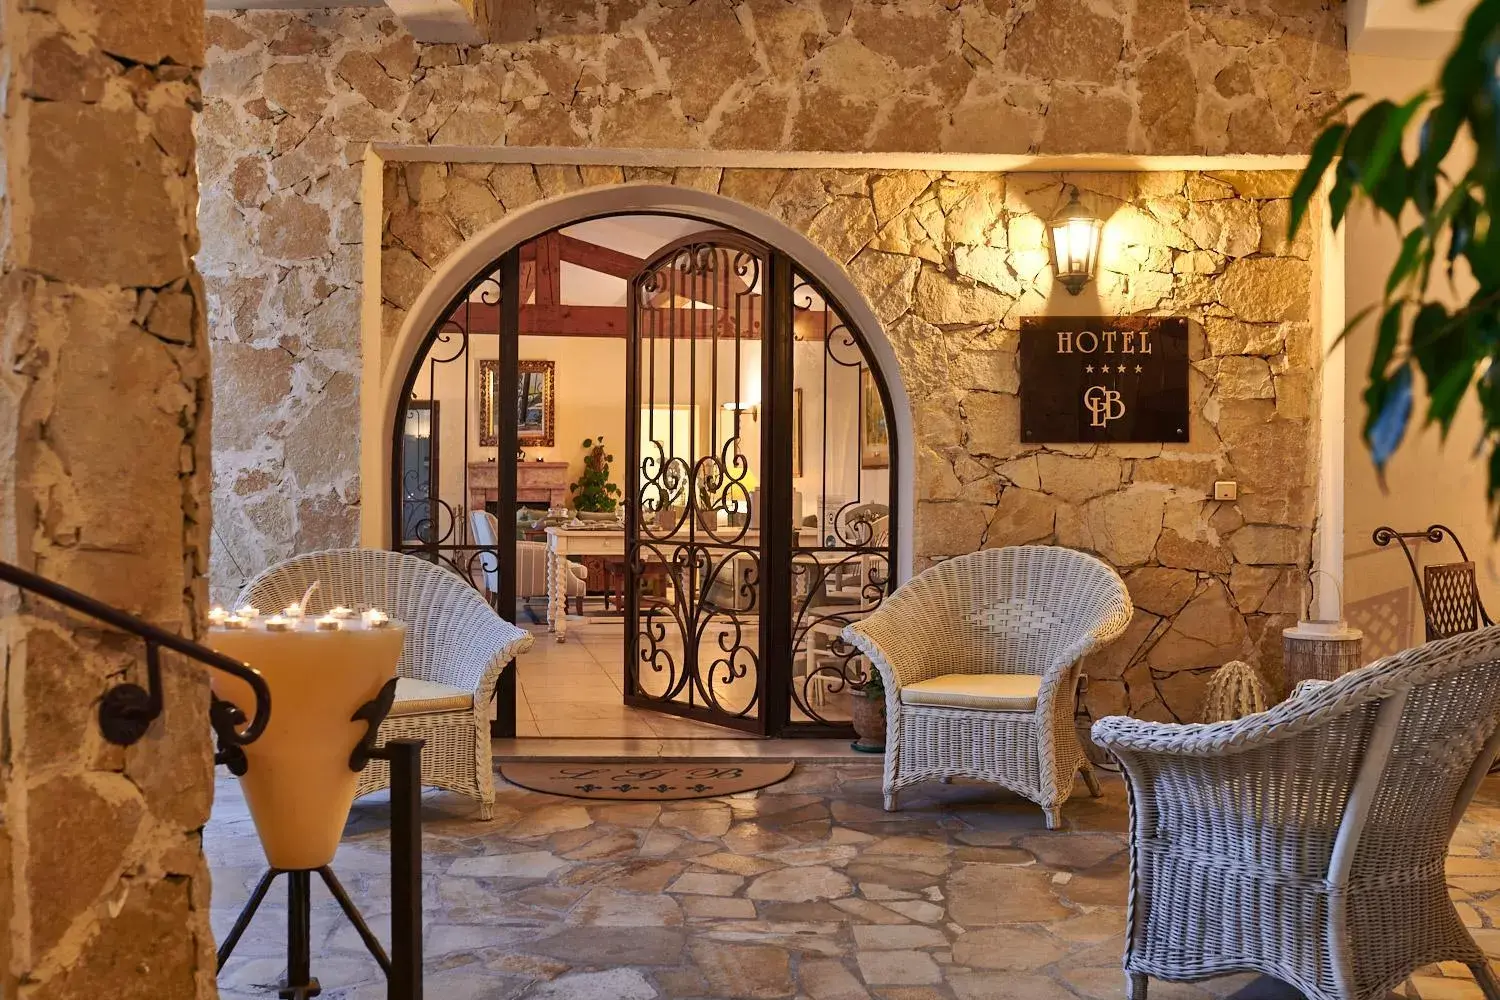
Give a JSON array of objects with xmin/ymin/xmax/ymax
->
[
  {"xmin": 792, "ymin": 388, "xmax": 803, "ymax": 478},
  {"xmin": 860, "ymin": 368, "xmax": 889, "ymax": 469},
  {"xmin": 479, "ymin": 359, "xmax": 555, "ymax": 448}
]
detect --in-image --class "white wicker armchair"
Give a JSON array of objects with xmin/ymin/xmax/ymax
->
[
  {"xmin": 468, "ymin": 510, "xmax": 587, "ymax": 618},
  {"xmin": 842, "ymin": 545, "xmax": 1133, "ymax": 828},
  {"xmin": 237, "ymin": 549, "xmax": 533, "ymax": 820},
  {"xmin": 1093, "ymin": 625, "xmax": 1500, "ymax": 1000}
]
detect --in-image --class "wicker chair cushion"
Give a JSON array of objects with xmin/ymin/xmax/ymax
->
[
  {"xmin": 388, "ymin": 677, "xmax": 473, "ymax": 716},
  {"xmin": 899, "ymin": 673, "xmax": 1041, "ymax": 712}
]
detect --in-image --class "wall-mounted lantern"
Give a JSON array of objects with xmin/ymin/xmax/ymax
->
[{"xmin": 1048, "ymin": 186, "xmax": 1103, "ymax": 296}]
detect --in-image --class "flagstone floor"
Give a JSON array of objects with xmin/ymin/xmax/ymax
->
[{"xmin": 207, "ymin": 764, "xmax": 1500, "ymax": 1000}]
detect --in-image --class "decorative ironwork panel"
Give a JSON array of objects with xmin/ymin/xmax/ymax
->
[
  {"xmin": 1426, "ymin": 562, "xmax": 1483, "ymax": 639},
  {"xmin": 626, "ymin": 236, "xmax": 769, "ymax": 732},
  {"xmin": 391, "ymin": 270, "xmax": 504, "ymax": 608},
  {"xmin": 785, "ymin": 271, "xmax": 894, "ymax": 728}
]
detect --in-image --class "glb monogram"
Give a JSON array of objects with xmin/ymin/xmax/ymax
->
[{"xmin": 1084, "ymin": 385, "xmax": 1126, "ymax": 427}]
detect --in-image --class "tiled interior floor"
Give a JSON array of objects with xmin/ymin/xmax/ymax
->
[
  {"xmin": 512, "ymin": 618, "xmax": 853, "ymax": 740},
  {"xmin": 512, "ymin": 622, "xmax": 758, "ymax": 739},
  {"xmin": 208, "ymin": 764, "xmax": 1500, "ymax": 1000}
]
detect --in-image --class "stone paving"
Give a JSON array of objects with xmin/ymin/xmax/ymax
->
[{"xmin": 207, "ymin": 764, "xmax": 1500, "ymax": 1000}]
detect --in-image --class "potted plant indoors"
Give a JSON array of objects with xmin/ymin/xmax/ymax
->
[
  {"xmin": 570, "ymin": 436, "xmax": 621, "ymax": 520},
  {"xmin": 850, "ymin": 668, "xmax": 887, "ymax": 753}
]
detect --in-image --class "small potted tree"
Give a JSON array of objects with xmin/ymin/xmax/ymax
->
[
  {"xmin": 850, "ymin": 668, "xmax": 886, "ymax": 753},
  {"xmin": 570, "ymin": 436, "xmax": 620, "ymax": 520}
]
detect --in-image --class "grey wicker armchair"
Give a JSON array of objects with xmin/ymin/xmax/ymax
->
[
  {"xmin": 1093, "ymin": 624, "xmax": 1500, "ymax": 1000},
  {"xmin": 842, "ymin": 545, "xmax": 1133, "ymax": 829},
  {"xmin": 238, "ymin": 549, "xmax": 532, "ymax": 819}
]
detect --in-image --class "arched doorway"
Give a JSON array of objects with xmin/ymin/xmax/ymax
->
[{"xmin": 386, "ymin": 205, "xmax": 904, "ymax": 738}]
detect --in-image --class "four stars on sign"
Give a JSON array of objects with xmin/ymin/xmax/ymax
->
[{"xmin": 1085, "ymin": 364, "xmax": 1146, "ymax": 374}]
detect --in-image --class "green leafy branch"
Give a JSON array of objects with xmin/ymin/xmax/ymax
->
[{"xmin": 1291, "ymin": 0, "xmax": 1500, "ymax": 514}]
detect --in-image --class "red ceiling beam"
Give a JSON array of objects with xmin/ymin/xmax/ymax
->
[
  {"xmin": 443, "ymin": 301, "xmax": 834, "ymax": 341},
  {"xmin": 534, "ymin": 232, "xmax": 561, "ymax": 306},
  {"xmin": 555, "ymin": 234, "xmax": 643, "ymax": 278}
]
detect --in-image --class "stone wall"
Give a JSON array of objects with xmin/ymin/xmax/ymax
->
[
  {"xmin": 375, "ymin": 162, "xmax": 1320, "ymax": 723},
  {"xmin": 0, "ymin": 0, "xmax": 219, "ymax": 997},
  {"xmin": 198, "ymin": 1, "xmax": 1346, "ymax": 602}
]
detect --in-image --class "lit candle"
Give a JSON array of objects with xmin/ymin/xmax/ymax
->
[
  {"xmin": 222, "ymin": 614, "xmax": 249, "ymax": 630},
  {"xmin": 235, "ymin": 605, "xmax": 260, "ymax": 619},
  {"xmin": 208, "ymin": 606, "xmax": 229, "ymax": 625},
  {"xmin": 362, "ymin": 608, "xmax": 389, "ymax": 629},
  {"xmin": 315, "ymin": 615, "xmax": 341, "ymax": 631},
  {"xmin": 265, "ymin": 614, "xmax": 293, "ymax": 632},
  {"xmin": 283, "ymin": 602, "xmax": 304, "ymax": 620},
  {"xmin": 328, "ymin": 606, "xmax": 355, "ymax": 620}
]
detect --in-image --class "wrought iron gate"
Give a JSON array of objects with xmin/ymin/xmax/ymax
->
[
  {"xmin": 622, "ymin": 233, "xmax": 897, "ymax": 735},
  {"xmin": 391, "ymin": 216, "xmax": 900, "ymax": 738},
  {"xmin": 624, "ymin": 234, "xmax": 773, "ymax": 732}
]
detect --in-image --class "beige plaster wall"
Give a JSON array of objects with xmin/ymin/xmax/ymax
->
[
  {"xmin": 377, "ymin": 161, "xmax": 1323, "ymax": 724},
  {"xmin": 1342, "ymin": 53, "xmax": 1498, "ymax": 658},
  {"xmin": 0, "ymin": 0, "xmax": 219, "ymax": 997},
  {"xmin": 198, "ymin": 0, "xmax": 1347, "ymax": 602}
]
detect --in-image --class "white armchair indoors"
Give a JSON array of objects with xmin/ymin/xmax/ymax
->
[
  {"xmin": 468, "ymin": 510, "xmax": 587, "ymax": 620},
  {"xmin": 238, "ymin": 548, "xmax": 532, "ymax": 819},
  {"xmin": 842, "ymin": 545, "xmax": 1133, "ymax": 829},
  {"xmin": 1093, "ymin": 625, "xmax": 1500, "ymax": 1000}
]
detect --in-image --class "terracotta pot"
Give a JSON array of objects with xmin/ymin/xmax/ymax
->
[
  {"xmin": 209, "ymin": 622, "xmax": 405, "ymax": 870},
  {"xmin": 849, "ymin": 691, "xmax": 886, "ymax": 752}
]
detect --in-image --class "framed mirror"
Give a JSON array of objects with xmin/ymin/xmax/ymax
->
[{"xmin": 479, "ymin": 359, "xmax": 555, "ymax": 448}]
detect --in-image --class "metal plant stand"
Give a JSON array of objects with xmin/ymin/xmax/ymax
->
[
  {"xmin": 0, "ymin": 559, "xmax": 426, "ymax": 1000},
  {"xmin": 215, "ymin": 738, "xmax": 425, "ymax": 1000}
]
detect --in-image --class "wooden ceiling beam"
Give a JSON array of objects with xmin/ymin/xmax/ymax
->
[
  {"xmin": 534, "ymin": 232, "xmax": 561, "ymax": 306},
  {"xmin": 447, "ymin": 302, "xmax": 832, "ymax": 341},
  {"xmin": 519, "ymin": 259, "xmax": 536, "ymax": 306},
  {"xmin": 555, "ymin": 234, "xmax": 643, "ymax": 278}
]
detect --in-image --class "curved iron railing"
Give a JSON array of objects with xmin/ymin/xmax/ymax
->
[{"xmin": 0, "ymin": 559, "xmax": 271, "ymax": 756}]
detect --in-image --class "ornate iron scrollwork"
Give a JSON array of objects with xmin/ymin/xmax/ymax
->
[{"xmin": 349, "ymin": 676, "xmax": 399, "ymax": 772}]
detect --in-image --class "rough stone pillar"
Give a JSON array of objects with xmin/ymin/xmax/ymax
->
[{"xmin": 0, "ymin": 1, "xmax": 218, "ymax": 998}]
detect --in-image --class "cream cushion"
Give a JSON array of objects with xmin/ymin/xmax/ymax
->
[
  {"xmin": 900, "ymin": 673, "xmax": 1041, "ymax": 712},
  {"xmin": 389, "ymin": 677, "xmax": 473, "ymax": 716}
]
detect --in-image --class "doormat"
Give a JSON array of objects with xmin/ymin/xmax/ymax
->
[{"xmin": 499, "ymin": 761, "xmax": 795, "ymax": 801}]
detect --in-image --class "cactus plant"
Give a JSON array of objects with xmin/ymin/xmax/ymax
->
[{"xmin": 1201, "ymin": 660, "xmax": 1268, "ymax": 723}]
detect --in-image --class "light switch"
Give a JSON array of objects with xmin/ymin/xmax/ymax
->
[{"xmin": 1213, "ymin": 480, "xmax": 1238, "ymax": 501}]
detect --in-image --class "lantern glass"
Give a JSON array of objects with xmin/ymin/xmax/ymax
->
[{"xmin": 1048, "ymin": 188, "xmax": 1102, "ymax": 296}]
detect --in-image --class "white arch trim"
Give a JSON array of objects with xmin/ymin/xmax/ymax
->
[{"xmin": 363, "ymin": 182, "xmax": 916, "ymax": 584}]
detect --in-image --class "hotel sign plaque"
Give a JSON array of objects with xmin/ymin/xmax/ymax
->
[{"xmin": 1019, "ymin": 316, "xmax": 1189, "ymax": 443}]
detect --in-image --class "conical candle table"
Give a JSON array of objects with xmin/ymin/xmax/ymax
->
[
  {"xmin": 209, "ymin": 616, "xmax": 404, "ymax": 869},
  {"xmin": 208, "ymin": 612, "xmax": 410, "ymax": 999}
]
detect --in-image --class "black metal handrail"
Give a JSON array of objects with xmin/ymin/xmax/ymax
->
[{"xmin": 0, "ymin": 559, "xmax": 271, "ymax": 752}]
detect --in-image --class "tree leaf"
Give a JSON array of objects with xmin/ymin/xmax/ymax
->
[
  {"xmin": 1364, "ymin": 364, "xmax": 1414, "ymax": 471},
  {"xmin": 1386, "ymin": 230, "xmax": 1429, "ymax": 298},
  {"xmin": 1371, "ymin": 301, "xmax": 1406, "ymax": 375},
  {"xmin": 1363, "ymin": 92, "xmax": 1426, "ymax": 201},
  {"xmin": 1289, "ymin": 123, "xmax": 1348, "ymax": 237}
]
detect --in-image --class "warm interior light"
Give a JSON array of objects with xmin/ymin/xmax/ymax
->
[{"xmin": 1048, "ymin": 186, "xmax": 1103, "ymax": 296}]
